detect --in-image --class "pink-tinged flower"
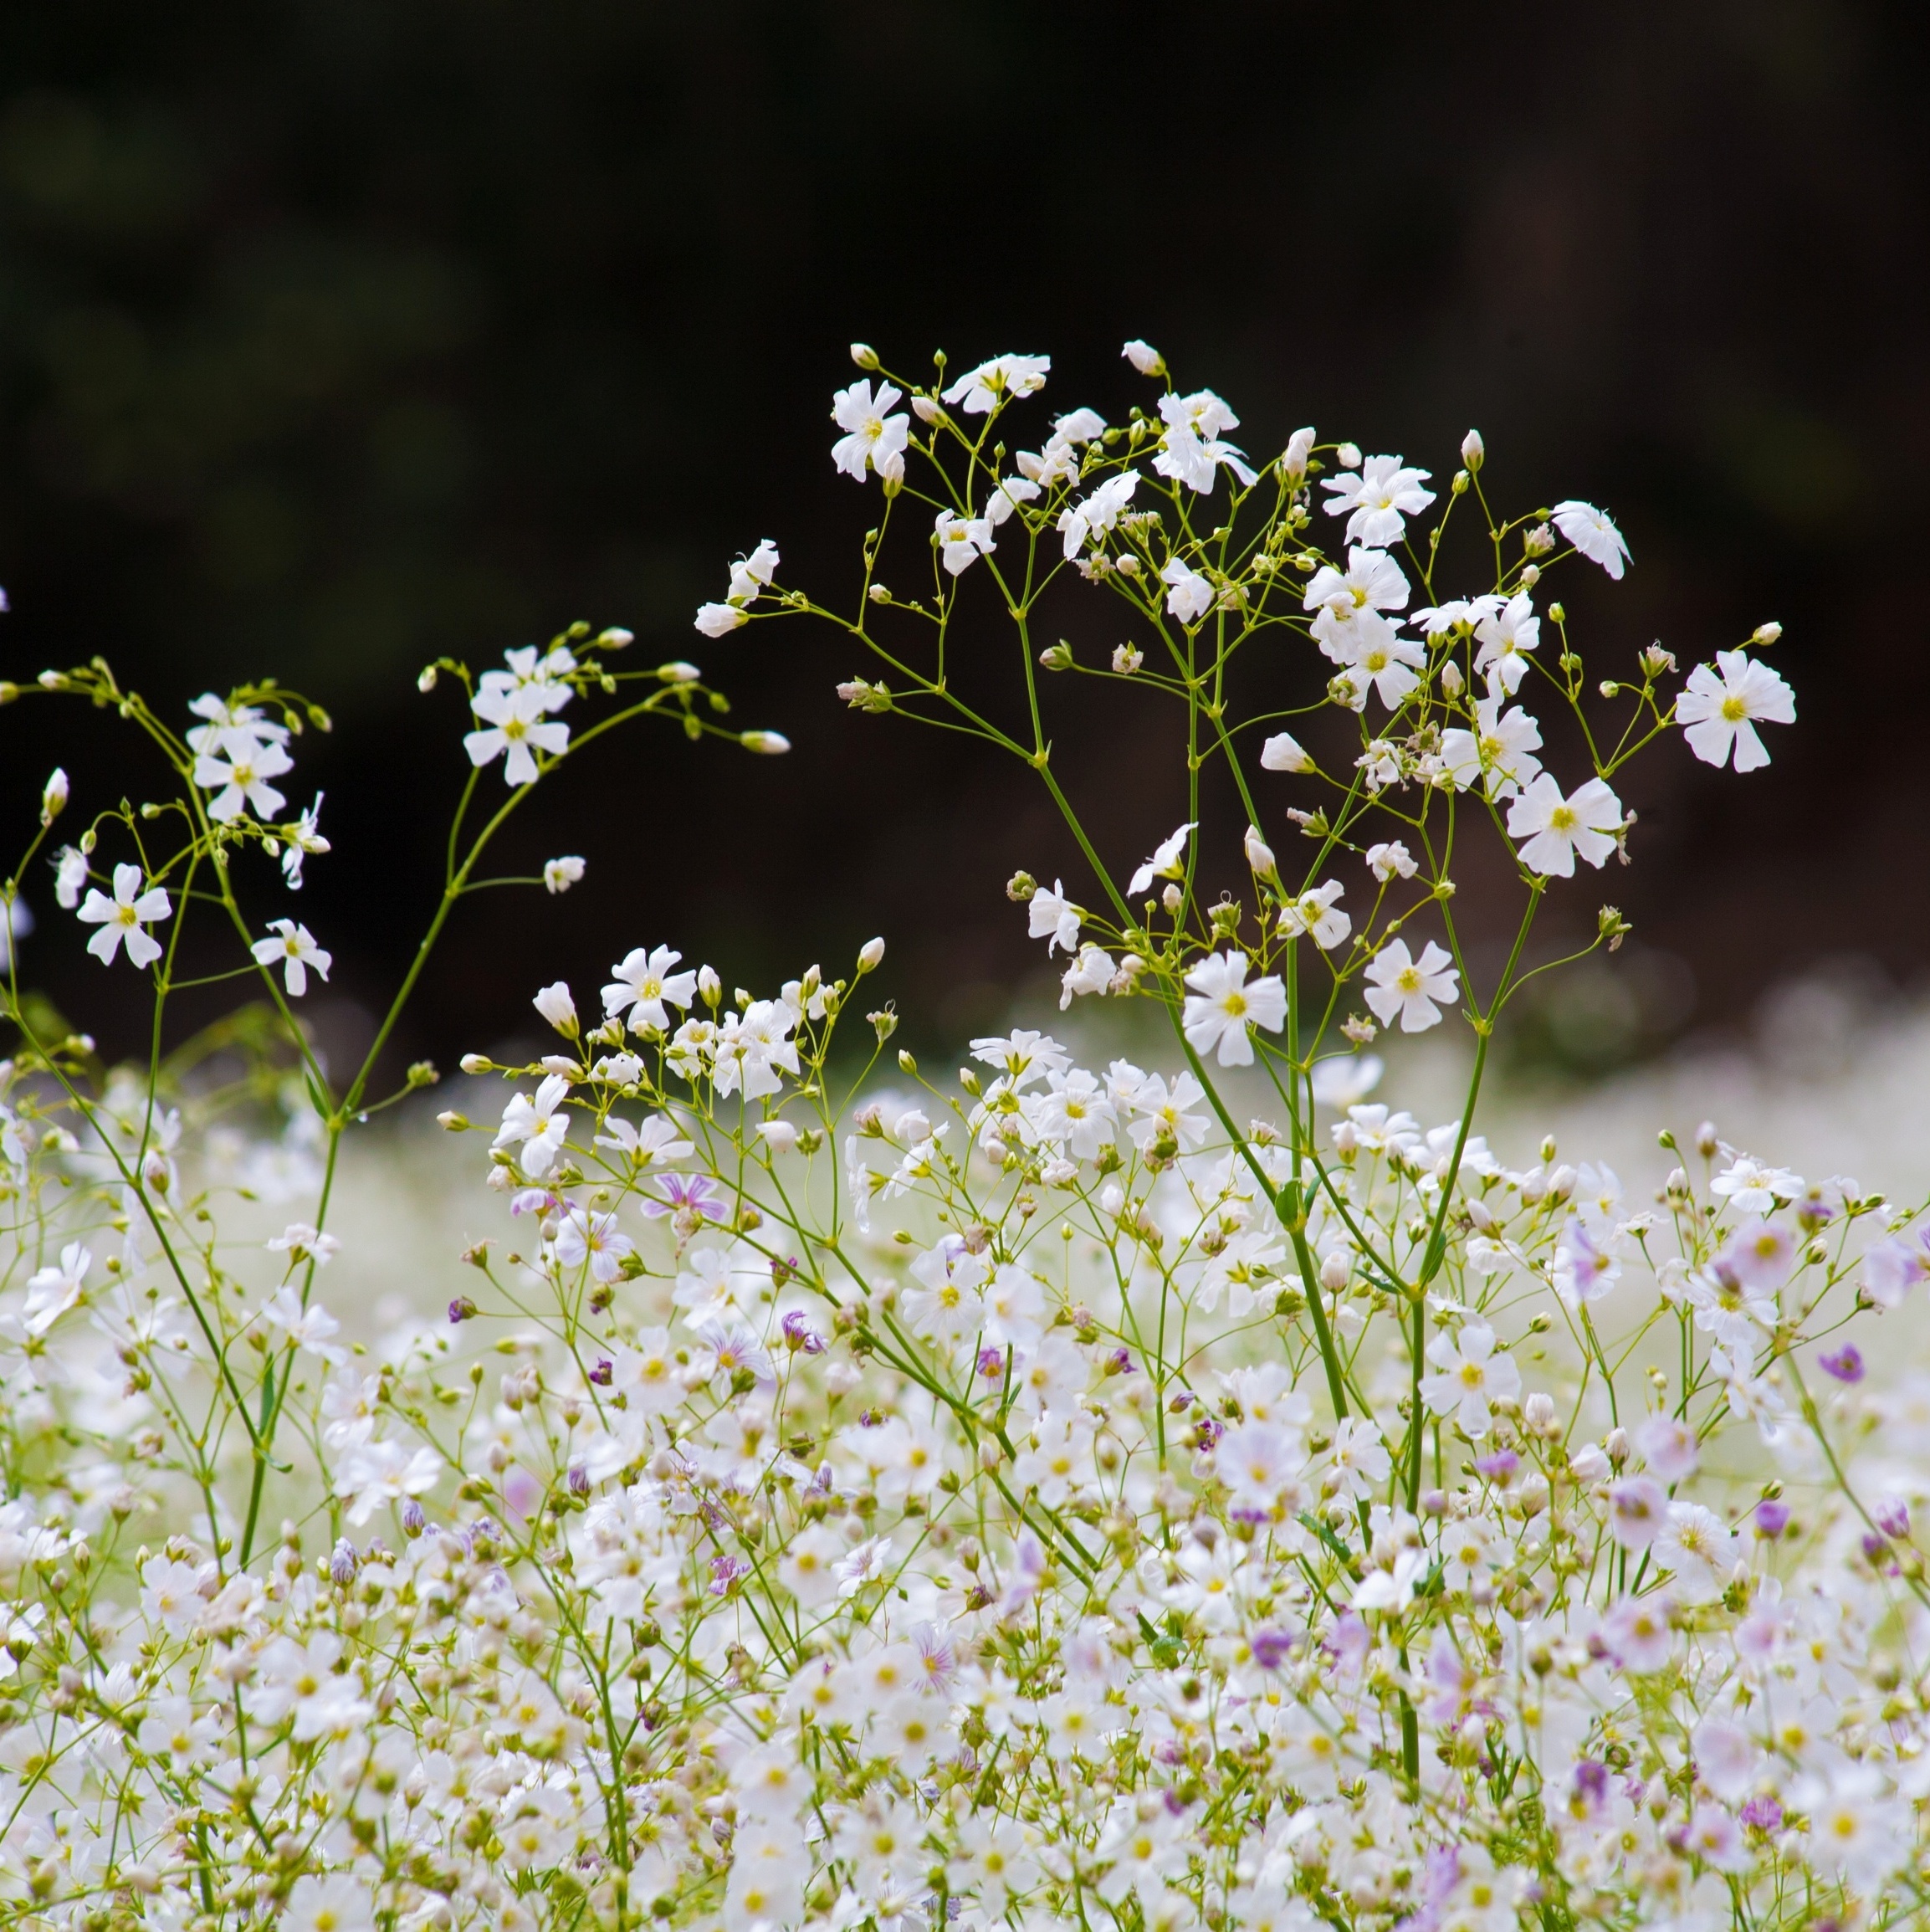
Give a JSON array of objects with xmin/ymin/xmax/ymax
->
[
  {"xmin": 1602, "ymin": 1592, "xmax": 1675, "ymax": 1673},
  {"xmin": 1819, "ymin": 1344, "xmax": 1864, "ymax": 1384},
  {"xmin": 1606, "ymin": 1475, "xmax": 1669, "ymax": 1550},
  {"xmin": 639, "ymin": 1171, "xmax": 727, "ymax": 1223}
]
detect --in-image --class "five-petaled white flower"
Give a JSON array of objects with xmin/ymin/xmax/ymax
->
[
  {"xmin": 464, "ymin": 684, "xmax": 570, "ymax": 787},
  {"xmin": 830, "ymin": 379, "xmax": 910, "ymax": 483},
  {"xmin": 602, "ymin": 946, "xmax": 698, "ymax": 1034},
  {"xmin": 1676, "ymin": 649, "xmax": 1795, "ymax": 772},
  {"xmin": 934, "ymin": 510, "xmax": 996, "ymax": 577},
  {"xmin": 1505, "ymin": 773, "xmax": 1624, "ymax": 877},
  {"xmin": 1473, "ymin": 593, "xmax": 1541, "ymax": 698},
  {"xmin": 1363, "ymin": 937, "xmax": 1460, "ymax": 1033},
  {"xmin": 251, "ymin": 920, "xmax": 332, "ymax": 997},
  {"xmin": 1551, "ymin": 499, "xmax": 1631, "ymax": 579},
  {"xmin": 1057, "ymin": 472, "xmax": 1139, "ymax": 558},
  {"xmin": 494, "ymin": 1074, "xmax": 573, "ymax": 1179},
  {"xmin": 1419, "ymin": 1321, "xmax": 1520, "ymax": 1437},
  {"xmin": 193, "ymin": 739, "xmax": 294, "ymax": 824},
  {"xmin": 1320, "ymin": 454, "xmax": 1436, "ymax": 546},
  {"xmin": 1277, "ymin": 881, "xmax": 1350, "ymax": 950},
  {"xmin": 77, "ymin": 864, "xmax": 172, "ymax": 970},
  {"xmin": 544, "ymin": 855, "xmax": 586, "ymax": 894},
  {"xmin": 1181, "ymin": 951, "xmax": 1287, "ymax": 1067},
  {"xmin": 1440, "ymin": 698, "xmax": 1544, "ymax": 798}
]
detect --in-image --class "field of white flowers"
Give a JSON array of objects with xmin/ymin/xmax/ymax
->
[{"xmin": 6, "ymin": 340, "xmax": 1927, "ymax": 1932}]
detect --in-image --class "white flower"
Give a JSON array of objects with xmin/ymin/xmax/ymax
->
[
  {"xmin": 602, "ymin": 945, "xmax": 698, "ymax": 1033},
  {"xmin": 250, "ymin": 919, "xmax": 331, "ymax": 996},
  {"xmin": 260, "ymin": 1285, "xmax": 347, "ymax": 1365},
  {"xmin": 1303, "ymin": 545, "xmax": 1409, "ymax": 620},
  {"xmin": 532, "ymin": 981, "xmax": 576, "ymax": 1033},
  {"xmin": 942, "ymin": 353, "xmax": 1050, "ymax": 414},
  {"xmin": 1160, "ymin": 557, "xmax": 1214, "ymax": 621},
  {"xmin": 1363, "ymin": 938, "xmax": 1460, "ymax": 1033},
  {"xmin": 934, "ymin": 509, "xmax": 996, "ymax": 576},
  {"xmin": 694, "ymin": 600, "xmax": 747, "ymax": 638},
  {"xmin": 1121, "ymin": 339, "xmax": 1165, "ymax": 376},
  {"xmin": 1181, "ymin": 951, "xmax": 1286, "ymax": 1067},
  {"xmin": 1057, "ymin": 471, "xmax": 1139, "ymax": 557},
  {"xmin": 1364, "ymin": 841, "xmax": 1416, "ymax": 882},
  {"xmin": 22, "ymin": 1241, "xmax": 90, "ymax": 1335},
  {"xmin": 831, "ymin": 378, "xmax": 911, "ymax": 482},
  {"xmin": 464, "ymin": 683, "xmax": 570, "ymax": 786},
  {"xmin": 1419, "ymin": 1322, "xmax": 1520, "ymax": 1437},
  {"xmin": 1440, "ymin": 697, "xmax": 1543, "ymax": 798},
  {"xmin": 544, "ymin": 854, "xmax": 586, "ymax": 894},
  {"xmin": 76, "ymin": 863, "xmax": 172, "ymax": 969},
  {"xmin": 284, "ymin": 1873, "xmax": 376, "ymax": 1932},
  {"xmin": 1473, "ymin": 592, "xmax": 1540, "ymax": 697},
  {"xmin": 1259, "ymin": 730, "xmax": 1313, "ymax": 773},
  {"xmin": 1058, "ymin": 942, "xmax": 1113, "ymax": 1009},
  {"xmin": 1277, "ymin": 880, "xmax": 1350, "ymax": 950},
  {"xmin": 983, "ymin": 474, "xmax": 1042, "ymax": 525},
  {"xmin": 1154, "ymin": 389, "xmax": 1257, "ymax": 492},
  {"xmin": 1551, "ymin": 498, "xmax": 1631, "ymax": 578},
  {"xmin": 1127, "ymin": 821, "xmax": 1195, "ymax": 896},
  {"xmin": 1505, "ymin": 773, "xmax": 1624, "ymax": 876},
  {"xmin": 1711, "ymin": 1152, "xmax": 1802, "ymax": 1213},
  {"xmin": 192, "ymin": 739, "xmax": 294, "ymax": 823},
  {"xmin": 727, "ymin": 537, "xmax": 781, "ymax": 604},
  {"xmin": 267, "ymin": 1223, "xmax": 339, "ymax": 1268},
  {"xmin": 555, "ymin": 1207, "xmax": 635, "ymax": 1284},
  {"xmin": 334, "ymin": 1437, "xmax": 442, "ymax": 1525},
  {"xmin": 1320, "ymin": 454, "xmax": 1436, "ymax": 545},
  {"xmin": 279, "ymin": 793, "xmax": 330, "ymax": 888},
  {"xmin": 54, "ymin": 845, "xmax": 89, "ymax": 910},
  {"xmin": 1676, "ymin": 649, "xmax": 1795, "ymax": 771},
  {"xmin": 1027, "ymin": 879, "xmax": 1080, "ymax": 956},
  {"xmin": 494, "ymin": 1073, "xmax": 573, "ymax": 1178}
]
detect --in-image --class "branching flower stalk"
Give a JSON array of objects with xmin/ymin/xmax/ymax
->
[{"xmin": 4, "ymin": 342, "xmax": 1929, "ymax": 1932}]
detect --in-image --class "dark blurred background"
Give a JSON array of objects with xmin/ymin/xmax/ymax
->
[{"xmin": 0, "ymin": 0, "xmax": 1924, "ymax": 1080}]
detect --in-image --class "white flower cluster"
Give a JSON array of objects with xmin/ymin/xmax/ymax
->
[{"xmin": 0, "ymin": 341, "xmax": 1908, "ymax": 1932}]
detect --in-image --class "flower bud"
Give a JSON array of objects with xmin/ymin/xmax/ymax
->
[
  {"xmin": 857, "ymin": 936, "xmax": 885, "ymax": 972},
  {"xmin": 911, "ymin": 395, "xmax": 945, "ymax": 425},
  {"xmin": 1695, "ymin": 1120, "xmax": 1719, "ymax": 1159},
  {"xmin": 1319, "ymin": 1249, "xmax": 1349, "ymax": 1292},
  {"xmin": 1461, "ymin": 428, "xmax": 1484, "ymax": 472},
  {"xmin": 1335, "ymin": 443, "xmax": 1362, "ymax": 469},
  {"xmin": 532, "ymin": 981, "xmax": 578, "ymax": 1038},
  {"xmin": 1438, "ymin": 660, "xmax": 1465, "ymax": 698},
  {"xmin": 459, "ymin": 1053, "xmax": 490, "ymax": 1075},
  {"xmin": 1451, "ymin": 469, "xmax": 1470, "ymax": 495},
  {"xmin": 1038, "ymin": 642, "xmax": 1073, "ymax": 672},
  {"xmin": 1243, "ymin": 825, "xmax": 1277, "ymax": 878},
  {"xmin": 596, "ymin": 626, "xmax": 633, "ymax": 649},
  {"xmin": 1006, "ymin": 871, "xmax": 1037, "ymax": 903},
  {"xmin": 417, "ymin": 665, "xmax": 438, "ymax": 692},
  {"xmin": 740, "ymin": 730, "xmax": 791, "ymax": 755},
  {"xmin": 1122, "ymin": 339, "xmax": 1165, "ymax": 376},
  {"xmin": 1161, "ymin": 882, "xmax": 1183, "ymax": 915},
  {"xmin": 698, "ymin": 965, "xmax": 721, "ymax": 1007},
  {"xmin": 1752, "ymin": 621, "xmax": 1782, "ymax": 644},
  {"xmin": 39, "ymin": 769, "xmax": 67, "ymax": 826},
  {"xmin": 657, "ymin": 660, "xmax": 701, "ymax": 684},
  {"xmin": 437, "ymin": 1111, "xmax": 469, "ymax": 1131},
  {"xmin": 758, "ymin": 1120, "xmax": 799, "ymax": 1155}
]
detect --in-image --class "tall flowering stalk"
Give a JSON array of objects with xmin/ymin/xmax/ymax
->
[{"xmin": 4, "ymin": 346, "xmax": 1930, "ymax": 1932}]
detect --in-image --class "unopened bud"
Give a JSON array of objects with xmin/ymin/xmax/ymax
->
[
  {"xmin": 39, "ymin": 769, "xmax": 68, "ymax": 826},
  {"xmin": 849, "ymin": 342, "xmax": 879, "ymax": 370},
  {"xmin": 1460, "ymin": 428, "xmax": 1484, "ymax": 471},
  {"xmin": 596, "ymin": 626, "xmax": 634, "ymax": 649},
  {"xmin": 857, "ymin": 935, "xmax": 885, "ymax": 972},
  {"xmin": 437, "ymin": 1111, "xmax": 469, "ymax": 1131},
  {"xmin": 459, "ymin": 1053, "xmax": 490, "ymax": 1075},
  {"xmin": 657, "ymin": 659, "xmax": 701, "ymax": 684},
  {"xmin": 1243, "ymin": 825, "xmax": 1277, "ymax": 877},
  {"xmin": 740, "ymin": 730, "xmax": 791, "ymax": 756},
  {"xmin": 1695, "ymin": 1120, "xmax": 1719, "ymax": 1159},
  {"xmin": 1752, "ymin": 621, "xmax": 1782, "ymax": 645},
  {"xmin": 698, "ymin": 965, "xmax": 721, "ymax": 1008},
  {"xmin": 417, "ymin": 665, "xmax": 438, "ymax": 692}
]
